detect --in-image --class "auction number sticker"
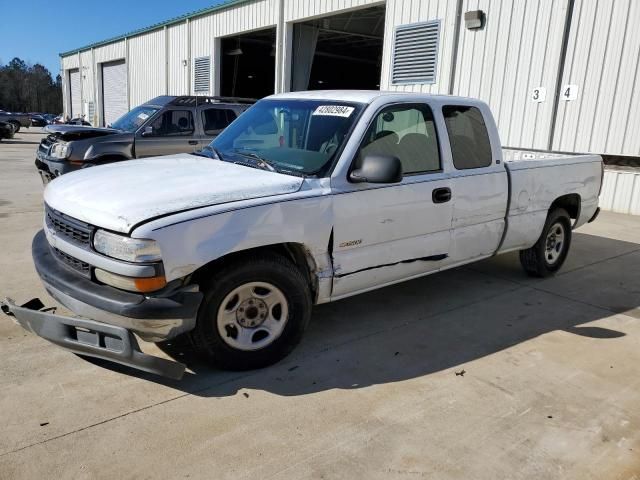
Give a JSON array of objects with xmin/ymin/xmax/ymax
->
[{"xmin": 312, "ymin": 105, "xmax": 355, "ymax": 117}]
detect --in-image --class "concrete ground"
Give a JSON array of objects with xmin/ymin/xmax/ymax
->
[{"xmin": 1, "ymin": 131, "xmax": 640, "ymax": 480}]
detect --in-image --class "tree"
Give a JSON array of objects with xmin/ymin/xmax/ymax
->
[{"xmin": 0, "ymin": 57, "xmax": 62, "ymax": 113}]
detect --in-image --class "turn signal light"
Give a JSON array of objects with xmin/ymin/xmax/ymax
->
[{"xmin": 95, "ymin": 269, "xmax": 167, "ymax": 293}]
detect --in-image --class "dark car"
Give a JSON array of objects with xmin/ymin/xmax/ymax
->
[
  {"xmin": 31, "ymin": 114, "xmax": 48, "ymax": 127},
  {"xmin": 35, "ymin": 95, "xmax": 253, "ymax": 183},
  {"xmin": 0, "ymin": 121, "xmax": 15, "ymax": 141},
  {"xmin": 0, "ymin": 110, "xmax": 31, "ymax": 132}
]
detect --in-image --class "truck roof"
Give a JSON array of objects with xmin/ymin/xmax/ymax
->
[{"xmin": 268, "ymin": 90, "xmax": 477, "ymax": 105}]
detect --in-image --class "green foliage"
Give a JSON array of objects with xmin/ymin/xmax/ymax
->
[{"xmin": 0, "ymin": 57, "xmax": 62, "ymax": 113}]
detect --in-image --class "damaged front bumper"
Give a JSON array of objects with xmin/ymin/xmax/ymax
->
[
  {"xmin": 0, "ymin": 230, "xmax": 204, "ymax": 380},
  {"xmin": 1, "ymin": 298, "xmax": 185, "ymax": 379}
]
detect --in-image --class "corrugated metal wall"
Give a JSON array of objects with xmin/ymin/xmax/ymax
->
[
  {"xmin": 94, "ymin": 41, "xmax": 126, "ymax": 64},
  {"xmin": 380, "ymin": 0, "xmax": 458, "ymax": 93},
  {"xmin": 452, "ymin": 0, "xmax": 569, "ymax": 150},
  {"xmin": 600, "ymin": 170, "xmax": 640, "ymax": 215},
  {"xmin": 553, "ymin": 0, "xmax": 640, "ymax": 156},
  {"xmin": 167, "ymin": 23, "xmax": 188, "ymax": 95},
  {"xmin": 128, "ymin": 29, "xmax": 166, "ymax": 106},
  {"xmin": 284, "ymin": 0, "xmax": 380, "ymax": 21}
]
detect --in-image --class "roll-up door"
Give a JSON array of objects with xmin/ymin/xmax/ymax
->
[
  {"xmin": 69, "ymin": 69, "xmax": 81, "ymax": 118},
  {"xmin": 102, "ymin": 60, "xmax": 128, "ymax": 126}
]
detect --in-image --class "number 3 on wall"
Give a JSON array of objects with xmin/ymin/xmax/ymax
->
[
  {"xmin": 561, "ymin": 84, "xmax": 578, "ymax": 101},
  {"xmin": 531, "ymin": 87, "xmax": 546, "ymax": 102}
]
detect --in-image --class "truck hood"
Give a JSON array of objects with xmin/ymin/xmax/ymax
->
[
  {"xmin": 44, "ymin": 124, "xmax": 120, "ymax": 141},
  {"xmin": 44, "ymin": 154, "xmax": 304, "ymax": 233}
]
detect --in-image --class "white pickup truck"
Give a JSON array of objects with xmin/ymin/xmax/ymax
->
[{"xmin": 2, "ymin": 91, "xmax": 603, "ymax": 379}]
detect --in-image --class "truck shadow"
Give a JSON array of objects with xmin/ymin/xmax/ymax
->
[{"xmin": 88, "ymin": 231, "xmax": 640, "ymax": 396}]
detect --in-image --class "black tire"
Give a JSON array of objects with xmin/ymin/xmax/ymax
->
[
  {"xmin": 9, "ymin": 121, "xmax": 20, "ymax": 133},
  {"xmin": 189, "ymin": 253, "xmax": 312, "ymax": 370},
  {"xmin": 519, "ymin": 208, "xmax": 572, "ymax": 277}
]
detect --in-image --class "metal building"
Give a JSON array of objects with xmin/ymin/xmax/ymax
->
[{"xmin": 60, "ymin": 0, "xmax": 640, "ymax": 214}]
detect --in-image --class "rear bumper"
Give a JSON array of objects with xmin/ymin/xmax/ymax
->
[
  {"xmin": 32, "ymin": 230, "xmax": 202, "ymax": 342},
  {"xmin": 1, "ymin": 298, "xmax": 185, "ymax": 380}
]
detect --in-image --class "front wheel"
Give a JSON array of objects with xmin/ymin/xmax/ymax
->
[
  {"xmin": 519, "ymin": 208, "xmax": 572, "ymax": 277},
  {"xmin": 189, "ymin": 253, "xmax": 312, "ymax": 370},
  {"xmin": 9, "ymin": 121, "xmax": 20, "ymax": 133}
]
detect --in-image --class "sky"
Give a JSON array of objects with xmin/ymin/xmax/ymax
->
[{"xmin": 0, "ymin": 0, "xmax": 227, "ymax": 77}]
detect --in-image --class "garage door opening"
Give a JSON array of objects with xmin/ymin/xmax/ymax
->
[
  {"xmin": 68, "ymin": 69, "xmax": 81, "ymax": 118},
  {"xmin": 291, "ymin": 5, "xmax": 385, "ymax": 91},
  {"xmin": 221, "ymin": 28, "xmax": 276, "ymax": 100},
  {"xmin": 101, "ymin": 60, "xmax": 127, "ymax": 126}
]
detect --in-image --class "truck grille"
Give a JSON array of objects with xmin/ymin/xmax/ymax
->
[
  {"xmin": 52, "ymin": 247, "xmax": 91, "ymax": 278},
  {"xmin": 38, "ymin": 134, "xmax": 55, "ymax": 158},
  {"xmin": 45, "ymin": 206, "xmax": 93, "ymax": 246}
]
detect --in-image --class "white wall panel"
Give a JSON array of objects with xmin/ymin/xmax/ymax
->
[
  {"xmin": 128, "ymin": 29, "xmax": 166, "ymax": 107},
  {"xmin": 62, "ymin": 55, "xmax": 79, "ymax": 70},
  {"xmin": 167, "ymin": 22, "xmax": 189, "ymax": 95},
  {"xmin": 94, "ymin": 41, "xmax": 126, "ymax": 64},
  {"xmin": 453, "ymin": 0, "xmax": 568, "ymax": 149},
  {"xmin": 600, "ymin": 170, "xmax": 640, "ymax": 215},
  {"xmin": 284, "ymin": 0, "xmax": 381, "ymax": 22},
  {"xmin": 553, "ymin": 0, "xmax": 640, "ymax": 156},
  {"xmin": 79, "ymin": 50, "xmax": 94, "ymax": 104},
  {"xmin": 380, "ymin": 0, "xmax": 458, "ymax": 93}
]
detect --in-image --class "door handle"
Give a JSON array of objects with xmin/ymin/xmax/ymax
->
[
  {"xmin": 432, "ymin": 187, "xmax": 452, "ymax": 204},
  {"xmin": 188, "ymin": 140, "xmax": 198, "ymax": 145}
]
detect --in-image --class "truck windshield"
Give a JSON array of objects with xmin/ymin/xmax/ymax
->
[
  {"xmin": 210, "ymin": 99, "xmax": 364, "ymax": 176},
  {"xmin": 110, "ymin": 106, "xmax": 159, "ymax": 132}
]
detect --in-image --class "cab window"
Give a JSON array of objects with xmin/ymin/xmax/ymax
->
[
  {"xmin": 442, "ymin": 105, "xmax": 492, "ymax": 169},
  {"xmin": 149, "ymin": 110, "xmax": 194, "ymax": 136},
  {"xmin": 202, "ymin": 108, "xmax": 237, "ymax": 135},
  {"xmin": 357, "ymin": 104, "xmax": 441, "ymax": 175}
]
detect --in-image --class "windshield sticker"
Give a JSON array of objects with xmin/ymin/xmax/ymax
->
[
  {"xmin": 138, "ymin": 113, "xmax": 149, "ymax": 120},
  {"xmin": 312, "ymin": 105, "xmax": 355, "ymax": 118}
]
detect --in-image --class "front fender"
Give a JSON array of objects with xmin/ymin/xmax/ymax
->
[
  {"xmin": 84, "ymin": 142, "xmax": 133, "ymax": 161},
  {"xmin": 132, "ymin": 193, "xmax": 334, "ymax": 285}
]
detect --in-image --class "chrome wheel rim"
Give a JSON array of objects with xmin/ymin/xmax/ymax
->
[
  {"xmin": 545, "ymin": 222, "xmax": 565, "ymax": 265},
  {"xmin": 216, "ymin": 281, "xmax": 289, "ymax": 351}
]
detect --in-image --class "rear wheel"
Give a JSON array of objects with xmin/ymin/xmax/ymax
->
[
  {"xmin": 8, "ymin": 121, "xmax": 20, "ymax": 133},
  {"xmin": 519, "ymin": 208, "xmax": 572, "ymax": 277},
  {"xmin": 189, "ymin": 253, "xmax": 312, "ymax": 370}
]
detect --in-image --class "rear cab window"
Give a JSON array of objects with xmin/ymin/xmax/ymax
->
[
  {"xmin": 442, "ymin": 105, "xmax": 492, "ymax": 169},
  {"xmin": 201, "ymin": 108, "xmax": 237, "ymax": 135}
]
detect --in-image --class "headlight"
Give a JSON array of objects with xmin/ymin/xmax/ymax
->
[
  {"xmin": 50, "ymin": 143, "xmax": 71, "ymax": 159},
  {"xmin": 93, "ymin": 229, "xmax": 162, "ymax": 263}
]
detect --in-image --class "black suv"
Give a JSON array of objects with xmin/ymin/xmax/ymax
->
[{"xmin": 35, "ymin": 96, "xmax": 254, "ymax": 183}]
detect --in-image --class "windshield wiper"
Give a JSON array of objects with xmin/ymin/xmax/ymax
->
[
  {"xmin": 233, "ymin": 150, "xmax": 277, "ymax": 172},
  {"xmin": 192, "ymin": 145, "xmax": 223, "ymax": 160}
]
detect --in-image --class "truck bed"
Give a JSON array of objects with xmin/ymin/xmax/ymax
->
[{"xmin": 498, "ymin": 148, "xmax": 603, "ymax": 254}]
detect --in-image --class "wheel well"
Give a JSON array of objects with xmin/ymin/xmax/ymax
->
[
  {"xmin": 190, "ymin": 243, "xmax": 318, "ymax": 299},
  {"xmin": 550, "ymin": 194, "xmax": 580, "ymax": 220}
]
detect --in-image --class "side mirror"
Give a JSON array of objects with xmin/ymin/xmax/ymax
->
[
  {"xmin": 141, "ymin": 126, "xmax": 153, "ymax": 137},
  {"xmin": 349, "ymin": 154, "xmax": 403, "ymax": 184}
]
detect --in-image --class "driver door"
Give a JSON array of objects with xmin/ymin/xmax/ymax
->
[{"xmin": 331, "ymin": 103, "xmax": 453, "ymax": 299}]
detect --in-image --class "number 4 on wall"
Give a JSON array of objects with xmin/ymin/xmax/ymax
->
[{"xmin": 561, "ymin": 84, "xmax": 578, "ymax": 101}]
